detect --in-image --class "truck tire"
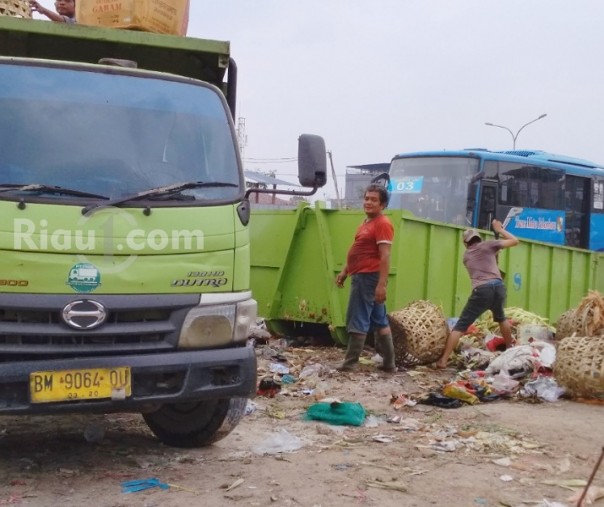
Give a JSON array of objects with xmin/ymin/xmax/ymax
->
[{"xmin": 142, "ymin": 397, "xmax": 247, "ymax": 448}]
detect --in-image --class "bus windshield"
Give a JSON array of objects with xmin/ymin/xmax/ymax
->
[
  {"xmin": 388, "ymin": 156, "xmax": 479, "ymax": 225},
  {"xmin": 0, "ymin": 62, "xmax": 242, "ymax": 203}
]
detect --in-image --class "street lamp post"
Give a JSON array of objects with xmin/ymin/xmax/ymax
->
[{"xmin": 485, "ymin": 113, "xmax": 547, "ymax": 150}]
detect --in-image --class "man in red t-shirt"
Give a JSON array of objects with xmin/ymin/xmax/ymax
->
[{"xmin": 335, "ymin": 184, "xmax": 396, "ymax": 372}]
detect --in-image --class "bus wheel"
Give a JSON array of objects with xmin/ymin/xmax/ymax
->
[{"xmin": 142, "ymin": 397, "xmax": 247, "ymax": 448}]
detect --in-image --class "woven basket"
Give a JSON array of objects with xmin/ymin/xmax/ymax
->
[
  {"xmin": 0, "ymin": 0, "xmax": 31, "ymax": 17},
  {"xmin": 388, "ymin": 300, "xmax": 448, "ymax": 366},
  {"xmin": 555, "ymin": 309, "xmax": 576, "ymax": 340},
  {"xmin": 568, "ymin": 291, "xmax": 604, "ymax": 337},
  {"xmin": 554, "ymin": 335, "xmax": 604, "ymax": 399}
]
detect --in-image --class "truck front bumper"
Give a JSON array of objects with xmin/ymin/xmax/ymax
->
[{"xmin": 0, "ymin": 346, "xmax": 257, "ymax": 414}]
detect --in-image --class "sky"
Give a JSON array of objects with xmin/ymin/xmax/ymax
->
[{"xmin": 34, "ymin": 1, "xmax": 604, "ymax": 201}]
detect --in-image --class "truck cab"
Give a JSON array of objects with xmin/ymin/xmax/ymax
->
[{"xmin": 0, "ymin": 16, "xmax": 326, "ymax": 447}]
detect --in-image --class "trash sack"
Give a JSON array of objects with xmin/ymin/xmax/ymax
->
[
  {"xmin": 305, "ymin": 401, "xmax": 366, "ymax": 426},
  {"xmin": 485, "ymin": 345, "xmax": 536, "ymax": 377}
]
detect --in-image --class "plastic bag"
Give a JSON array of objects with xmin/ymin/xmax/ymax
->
[
  {"xmin": 490, "ymin": 372, "xmax": 519, "ymax": 394},
  {"xmin": 299, "ymin": 363, "xmax": 323, "ymax": 379},
  {"xmin": 522, "ymin": 376, "xmax": 565, "ymax": 402},
  {"xmin": 252, "ymin": 429, "xmax": 304, "ymax": 455},
  {"xmin": 442, "ymin": 382, "xmax": 479, "ymax": 404}
]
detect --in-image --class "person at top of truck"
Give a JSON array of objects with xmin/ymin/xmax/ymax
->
[{"xmin": 30, "ymin": 0, "xmax": 76, "ymax": 24}]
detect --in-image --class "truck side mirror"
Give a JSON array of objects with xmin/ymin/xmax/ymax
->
[{"xmin": 298, "ymin": 134, "xmax": 327, "ymax": 188}]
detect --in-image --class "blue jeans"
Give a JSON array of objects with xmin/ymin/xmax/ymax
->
[{"xmin": 346, "ymin": 272, "xmax": 389, "ymax": 335}]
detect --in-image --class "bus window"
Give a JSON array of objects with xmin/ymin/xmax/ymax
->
[
  {"xmin": 388, "ymin": 156, "xmax": 479, "ymax": 225},
  {"xmin": 497, "ymin": 162, "xmax": 564, "ymax": 210}
]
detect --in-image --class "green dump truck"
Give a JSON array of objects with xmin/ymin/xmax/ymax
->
[{"xmin": 0, "ymin": 16, "xmax": 326, "ymax": 447}]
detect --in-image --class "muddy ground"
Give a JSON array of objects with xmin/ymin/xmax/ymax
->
[{"xmin": 0, "ymin": 341, "xmax": 602, "ymax": 507}]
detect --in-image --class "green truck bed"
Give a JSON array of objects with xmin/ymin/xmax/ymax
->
[{"xmin": 0, "ymin": 16, "xmax": 230, "ymax": 89}]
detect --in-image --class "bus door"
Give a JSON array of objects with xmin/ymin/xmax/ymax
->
[
  {"xmin": 565, "ymin": 175, "xmax": 590, "ymax": 249},
  {"xmin": 591, "ymin": 177, "xmax": 604, "ymax": 251},
  {"xmin": 476, "ymin": 180, "xmax": 498, "ymax": 231}
]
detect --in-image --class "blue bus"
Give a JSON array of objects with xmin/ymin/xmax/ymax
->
[{"xmin": 386, "ymin": 149, "xmax": 604, "ymax": 251}]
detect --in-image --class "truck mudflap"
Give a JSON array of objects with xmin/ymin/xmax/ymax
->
[{"xmin": 0, "ymin": 346, "xmax": 257, "ymax": 414}]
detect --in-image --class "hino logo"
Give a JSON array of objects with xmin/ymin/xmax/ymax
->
[{"xmin": 62, "ymin": 300, "xmax": 108, "ymax": 330}]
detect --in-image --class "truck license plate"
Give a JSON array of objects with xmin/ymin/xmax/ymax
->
[{"xmin": 30, "ymin": 367, "xmax": 131, "ymax": 403}]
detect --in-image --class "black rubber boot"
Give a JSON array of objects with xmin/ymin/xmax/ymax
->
[
  {"xmin": 338, "ymin": 333, "xmax": 366, "ymax": 371},
  {"xmin": 376, "ymin": 333, "xmax": 396, "ymax": 373}
]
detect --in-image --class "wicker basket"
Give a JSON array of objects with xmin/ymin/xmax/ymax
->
[
  {"xmin": 554, "ymin": 335, "xmax": 604, "ymax": 399},
  {"xmin": 388, "ymin": 300, "xmax": 448, "ymax": 366},
  {"xmin": 568, "ymin": 291, "xmax": 604, "ymax": 338},
  {"xmin": 555, "ymin": 309, "xmax": 576, "ymax": 340},
  {"xmin": 0, "ymin": 0, "xmax": 31, "ymax": 18}
]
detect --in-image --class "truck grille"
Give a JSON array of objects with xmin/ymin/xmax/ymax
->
[{"xmin": 0, "ymin": 294, "xmax": 200, "ymax": 358}]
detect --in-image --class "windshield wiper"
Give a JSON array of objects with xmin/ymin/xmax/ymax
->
[
  {"xmin": 81, "ymin": 181, "xmax": 238, "ymax": 215},
  {"xmin": 0, "ymin": 183, "xmax": 108, "ymax": 199}
]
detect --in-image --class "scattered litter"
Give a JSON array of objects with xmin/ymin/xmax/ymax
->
[
  {"xmin": 252, "ymin": 430, "xmax": 304, "ymax": 455},
  {"xmin": 522, "ymin": 377, "xmax": 565, "ymax": 402},
  {"xmin": 430, "ymin": 441, "xmax": 458, "ymax": 452},
  {"xmin": 442, "ymin": 381, "xmax": 480, "ymax": 404},
  {"xmin": 269, "ymin": 363, "xmax": 290, "ymax": 375},
  {"xmin": 245, "ymin": 400, "xmax": 257, "ymax": 415},
  {"xmin": 372, "ymin": 434, "xmax": 393, "ymax": 443},
  {"xmin": 534, "ymin": 501, "xmax": 569, "ymax": 507},
  {"xmin": 363, "ymin": 415, "xmax": 382, "ymax": 428},
  {"xmin": 280, "ymin": 374, "xmax": 296, "ymax": 384},
  {"xmin": 390, "ymin": 393, "xmax": 417, "ymax": 409},
  {"xmin": 299, "ymin": 363, "xmax": 323, "ymax": 379},
  {"xmin": 121, "ymin": 478, "xmax": 169, "ymax": 494},
  {"xmin": 370, "ymin": 353, "xmax": 384, "ymax": 365},
  {"xmin": 256, "ymin": 376, "xmax": 281, "ymax": 397},
  {"xmin": 490, "ymin": 372, "xmax": 520, "ymax": 394},
  {"xmin": 492, "ymin": 457, "xmax": 512, "ymax": 467},
  {"xmin": 364, "ymin": 479, "xmax": 407, "ymax": 493},
  {"xmin": 418, "ymin": 393, "xmax": 463, "ymax": 409},
  {"xmin": 541, "ymin": 478, "xmax": 587, "ymax": 490},
  {"xmin": 224, "ymin": 478, "xmax": 245, "ymax": 492},
  {"xmin": 499, "ymin": 474, "xmax": 513, "ymax": 482}
]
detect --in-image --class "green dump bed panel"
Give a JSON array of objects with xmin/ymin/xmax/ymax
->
[
  {"xmin": 0, "ymin": 16, "xmax": 229, "ymax": 87},
  {"xmin": 250, "ymin": 204, "xmax": 604, "ymax": 344}
]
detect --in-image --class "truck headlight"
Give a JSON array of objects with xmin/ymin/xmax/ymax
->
[{"xmin": 178, "ymin": 298, "xmax": 257, "ymax": 348}]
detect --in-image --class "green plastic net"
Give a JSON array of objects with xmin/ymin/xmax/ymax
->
[{"xmin": 305, "ymin": 401, "xmax": 366, "ymax": 426}]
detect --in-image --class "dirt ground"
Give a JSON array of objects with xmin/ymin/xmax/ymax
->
[{"xmin": 0, "ymin": 341, "xmax": 602, "ymax": 507}]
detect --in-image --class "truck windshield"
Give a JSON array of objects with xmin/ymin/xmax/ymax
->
[
  {"xmin": 0, "ymin": 62, "xmax": 241, "ymax": 203},
  {"xmin": 388, "ymin": 156, "xmax": 480, "ymax": 225}
]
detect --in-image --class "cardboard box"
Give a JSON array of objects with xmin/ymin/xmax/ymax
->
[{"xmin": 76, "ymin": 0, "xmax": 190, "ymax": 36}]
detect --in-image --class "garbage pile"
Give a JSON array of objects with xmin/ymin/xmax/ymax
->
[{"xmin": 419, "ymin": 291, "xmax": 604, "ymax": 405}]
